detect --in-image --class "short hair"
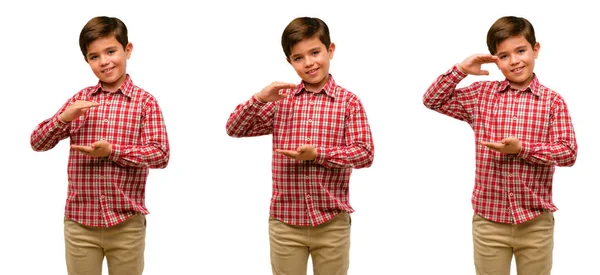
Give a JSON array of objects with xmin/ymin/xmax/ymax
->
[
  {"xmin": 486, "ymin": 16, "xmax": 536, "ymax": 55},
  {"xmin": 281, "ymin": 17, "xmax": 331, "ymax": 58},
  {"xmin": 79, "ymin": 16, "xmax": 128, "ymax": 58}
]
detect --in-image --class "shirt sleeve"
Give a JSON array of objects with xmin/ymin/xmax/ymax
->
[
  {"xmin": 30, "ymin": 96, "xmax": 77, "ymax": 152},
  {"xmin": 422, "ymin": 65, "xmax": 480, "ymax": 126},
  {"xmin": 313, "ymin": 95, "xmax": 374, "ymax": 169},
  {"xmin": 226, "ymin": 95, "xmax": 276, "ymax": 137},
  {"xmin": 107, "ymin": 97, "xmax": 170, "ymax": 168},
  {"xmin": 517, "ymin": 94, "xmax": 577, "ymax": 166}
]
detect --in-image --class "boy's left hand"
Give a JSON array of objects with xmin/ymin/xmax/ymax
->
[
  {"xmin": 481, "ymin": 137, "xmax": 521, "ymax": 154},
  {"xmin": 276, "ymin": 145, "xmax": 317, "ymax": 161},
  {"xmin": 71, "ymin": 140, "xmax": 112, "ymax": 157}
]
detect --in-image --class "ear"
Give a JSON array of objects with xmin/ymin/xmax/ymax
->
[
  {"xmin": 286, "ymin": 57, "xmax": 291, "ymax": 64},
  {"xmin": 125, "ymin": 42, "xmax": 133, "ymax": 59},
  {"xmin": 84, "ymin": 56, "xmax": 89, "ymax": 64},
  {"xmin": 533, "ymin": 42, "xmax": 540, "ymax": 59},
  {"xmin": 328, "ymin": 42, "xmax": 336, "ymax": 59}
]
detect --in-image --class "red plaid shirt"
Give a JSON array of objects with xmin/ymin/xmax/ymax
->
[
  {"xmin": 31, "ymin": 75, "xmax": 170, "ymax": 227},
  {"xmin": 226, "ymin": 75, "xmax": 374, "ymax": 226},
  {"xmin": 424, "ymin": 66, "xmax": 577, "ymax": 224}
]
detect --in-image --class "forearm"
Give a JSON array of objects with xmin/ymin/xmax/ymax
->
[
  {"xmin": 226, "ymin": 96, "xmax": 274, "ymax": 137},
  {"xmin": 30, "ymin": 115, "xmax": 70, "ymax": 151},
  {"xmin": 108, "ymin": 142, "xmax": 169, "ymax": 168}
]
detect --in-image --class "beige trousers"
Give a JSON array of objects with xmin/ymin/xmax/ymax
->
[
  {"xmin": 473, "ymin": 211, "xmax": 554, "ymax": 275},
  {"xmin": 269, "ymin": 212, "xmax": 351, "ymax": 275},
  {"xmin": 64, "ymin": 214, "xmax": 146, "ymax": 275}
]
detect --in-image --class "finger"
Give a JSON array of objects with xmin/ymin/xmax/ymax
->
[
  {"xmin": 273, "ymin": 82, "xmax": 297, "ymax": 90},
  {"xmin": 276, "ymin": 149, "xmax": 298, "ymax": 158},
  {"xmin": 475, "ymin": 55, "xmax": 499, "ymax": 63},
  {"xmin": 71, "ymin": 145, "xmax": 93, "ymax": 153}
]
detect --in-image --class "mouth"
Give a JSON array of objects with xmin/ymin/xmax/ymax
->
[
  {"xmin": 101, "ymin": 66, "xmax": 115, "ymax": 74},
  {"xmin": 511, "ymin": 66, "xmax": 525, "ymax": 73},
  {"xmin": 306, "ymin": 68, "xmax": 319, "ymax": 75}
]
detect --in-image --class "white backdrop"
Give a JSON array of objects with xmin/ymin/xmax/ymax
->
[{"xmin": 1, "ymin": 0, "xmax": 598, "ymax": 274}]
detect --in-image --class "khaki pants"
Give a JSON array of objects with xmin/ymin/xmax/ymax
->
[
  {"xmin": 269, "ymin": 212, "xmax": 351, "ymax": 275},
  {"xmin": 64, "ymin": 214, "xmax": 146, "ymax": 275},
  {"xmin": 473, "ymin": 211, "xmax": 554, "ymax": 275}
]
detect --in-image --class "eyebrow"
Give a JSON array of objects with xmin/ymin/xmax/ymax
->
[
  {"xmin": 290, "ymin": 47, "xmax": 322, "ymax": 59},
  {"xmin": 496, "ymin": 45, "xmax": 528, "ymax": 56}
]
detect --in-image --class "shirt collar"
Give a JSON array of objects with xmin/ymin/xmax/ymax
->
[
  {"xmin": 294, "ymin": 74, "xmax": 337, "ymax": 98},
  {"xmin": 89, "ymin": 74, "xmax": 134, "ymax": 97},
  {"xmin": 497, "ymin": 73, "xmax": 541, "ymax": 96}
]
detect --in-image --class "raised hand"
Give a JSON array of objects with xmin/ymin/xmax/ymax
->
[
  {"xmin": 71, "ymin": 140, "xmax": 112, "ymax": 157},
  {"xmin": 276, "ymin": 145, "xmax": 317, "ymax": 161},
  {"xmin": 254, "ymin": 81, "xmax": 297, "ymax": 103},
  {"xmin": 59, "ymin": 100, "xmax": 100, "ymax": 122},
  {"xmin": 458, "ymin": 54, "xmax": 499, "ymax": 76},
  {"xmin": 481, "ymin": 137, "xmax": 521, "ymax": 154}
]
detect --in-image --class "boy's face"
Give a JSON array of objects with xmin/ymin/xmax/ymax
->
[
  {"xmin": 494, "ymin": 35, "xmax": 540, "ymax": 90},
  {"xmin": 85, "ymin": 35, "xmax": 132, "ymax": 92},
  {"xmin": 287, "ymin": 36, "xmax": 335, "ymax": 92}
]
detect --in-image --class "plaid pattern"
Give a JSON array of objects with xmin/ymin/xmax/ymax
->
[
  {"xmin": 31, "ymin": 75, "xmax": 170, "ymax": 227},
  {"xmin": 227, "ymin": 75, "xmax": 374, "ymax": 226},
  {"xmin": 423, "ymin": 65, "xmax": 577, "ymax": 224}
]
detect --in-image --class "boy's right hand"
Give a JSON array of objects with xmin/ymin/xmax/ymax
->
[
  {"xmin": 58, "ymin": 100, "xmax": 100, "ymax": 122},
  {"xmin": 254, "ymin": 82, "xmax": 297, "ymax": 103},
  {"xmin": 457, "ymin": 54, "xmax": 499, "ymax": 76}
]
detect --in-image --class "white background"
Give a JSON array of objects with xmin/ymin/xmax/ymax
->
[{"xmin": 1, "ymin": 0, "xmax": 598, "ymax": 274}]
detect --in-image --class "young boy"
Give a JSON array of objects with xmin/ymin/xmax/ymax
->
[
  {"xmin": 423, "ymin": 16, "xmax": 577, "ymax": 274},
  {"xmin": 226, "ymin": 17, "xmax": 374, "ymax": 275},
  {"xmin": 30, "ymin": 16, "xmax": 169, "ymax": 275}
]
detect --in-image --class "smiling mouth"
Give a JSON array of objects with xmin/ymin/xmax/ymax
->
[
  {"xmin": 101, "ymin": 67, "xmax": 115, "ymax": 73},
  {"xmin": 511, "ymin": 66, "xmax": 524, "ymax": 73},
  {"xmin": 306, "ymin": 68, "xmax": 319, "ymax": 75}
]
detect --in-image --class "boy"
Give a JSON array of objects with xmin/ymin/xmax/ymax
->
[
  {"xmin": 30, "ymin": 16, "xmax": 169, "ymax": 275},
  {"xmin": 226, "ymin": 17, "xmax": 374, "ymax": 275},
  {"xmin": 423, "ymin": 16, "xmax": 577, "ymax": 274}
]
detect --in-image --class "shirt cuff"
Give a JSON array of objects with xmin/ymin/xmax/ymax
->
[
  {"xmin": 107, "ymin": 144, "xmax": 121, "ymax": 162},
  {"xmin": 445, "ymin": 64, "xmax": 469, "ymax": 80},
  {"xmin": 517, "ymin": 141, "xmax": 530, "ymax": 160},
  {"xmin": 313, "ymin": 147, "xmax": 328, "ymax": 165},
  {"xmin": 251, "ymin": 95, "xmax": 268, "ymax": 105}
]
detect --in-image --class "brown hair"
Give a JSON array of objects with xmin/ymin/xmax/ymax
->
[
  {"xmin": 487, "ymin": 16, "xmax": 536, "ymax": 55},
  {"xmin": 79, "ymin": 16, "xmax": 128, "ymax": 58},
  {"xmin": 281, "ymin": 17, "xmax": 331, "ymax": 58}
]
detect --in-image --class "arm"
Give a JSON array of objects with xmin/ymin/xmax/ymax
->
[
  {"xmin": 424, "ymin": 55, "xmax": 499, "ymax": 125},
  {"xmin": 313, "ymin": 96, "xmax": 374, "ymax": 169},
  {"xmin": 423, "ymin": 65, "xmax": 479, "ymax": 125},
  {"xmin": 517, "ymin": 95, "xmax": 577, "ymax": 166},
  {"xmin": 226, "ymin": 82, "xmax": 297, "ymax": 137},
  {"xmin": 30, "ymin": 96, "xmax": 81, "ymax": 152},
  {"xmin": 225, "ymin": 96, "xmax": 277, "ymax": 137},
  {"xmin": 107, "ymin": 97, "xmax": 170, "ymax": 168}
]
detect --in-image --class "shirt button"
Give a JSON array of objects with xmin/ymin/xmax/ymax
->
[
  {"xmin": 508, "ymin": 193, "xmax": 514, "ymax": 197},
  {"xmin": 100, "ymin": 195, "xmax": 105, "ymax": 199},
  {"xmin": 99, "ymin": 176, "xmax": 104, "ymax": 179},
  {"xmin": 310, "ymin": 101, "xmax": 315, "ymax": 105},
  {"xmin": 306, "ymin": 194, "xmax": 311, "ymax": 199},
  {"xmin": 308, "ymin": 119, "xmax": 312, "ymax": 123},
  {"xmin": 306, "ymin": 138, "xmax": 311, "ymax": 141},
  {"xmin": 512, "ymin": 117, "xmax": 517, "ymax": 121},
  {"xmin": 104, "ymin": 119, "xmax": 109, "ymax": 123},
  {"xmin": 508, "ymin": 173, "xmax": 513, "ymax": 177}
]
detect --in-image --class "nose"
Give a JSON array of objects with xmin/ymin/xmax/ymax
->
[
  {"xmin": 509, "ymin": 54, "xmax": 519, "ymax": 66},
  {"xmin": 99, "ymin": 55, "xmax": 110, "ymax": 66},
  {"xmin": 304, "ymin": 56, "xmax": 315, "ymax": 68}
]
